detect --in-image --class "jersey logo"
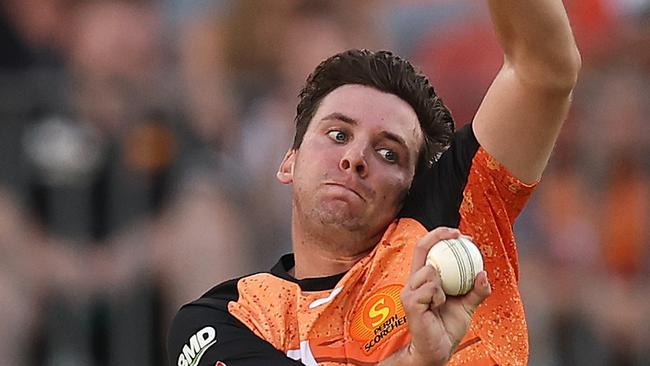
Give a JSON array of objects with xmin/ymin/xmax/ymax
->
[
  {"xmin": 350, "ymin": 285, "xmax": 407, "ymax": 354},
  {"xmin": 177, "ymin": 326, "xmax": 217, "ymax": 366},
  {"xmin": 215, "ymin": 362, "xmax": 227, "ymax": 366}
]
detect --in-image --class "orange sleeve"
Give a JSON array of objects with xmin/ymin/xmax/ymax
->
[{"xmin": 452, "ymin": 147, "xmax": 536, "ymax": 366}]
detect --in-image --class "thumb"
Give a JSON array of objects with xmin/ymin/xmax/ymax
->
[{"xmin": 461, "ymin": 271, "xmax": 491, "ymax": 314}]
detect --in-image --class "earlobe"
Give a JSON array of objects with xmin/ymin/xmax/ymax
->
[{"xmin": 277, "ymin": 149, "xmax": 296, "ymax": 184}]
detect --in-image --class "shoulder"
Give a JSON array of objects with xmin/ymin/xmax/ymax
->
[
  {"xmin": 169, "ymin": 275, "xmax": 253, "ymax": 340},
  {"xmin": 199, "ymin": 277, "xmax": 242, "ymax": 304},
  {"xmin": 400, "ymin": 123, "xmax": 480, "ymax": 229},
  {"xmin": 167, "ymin": 272, "xmax": 299, "ymax": 366}
]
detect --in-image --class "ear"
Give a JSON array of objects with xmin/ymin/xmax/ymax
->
[{"xmin": 276, "ymin": 149, "xmax": 296, "ymax": 184}]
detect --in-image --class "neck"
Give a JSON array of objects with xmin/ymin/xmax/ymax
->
[{"xmin": 290, "ymin": 214, "xmax": 383, "ymax": 279}]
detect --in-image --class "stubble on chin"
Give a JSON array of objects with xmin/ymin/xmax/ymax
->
[
  {"xmin": 296, "ymin": 192, "xmax": 363, "ymax": 234},
  {"xmin": 312, "ymin": 198, "xmax": 364, "ymax": 230},
  {"xmin": 294, "ymin": 193, "xmax": 395, "ymax": 256}
]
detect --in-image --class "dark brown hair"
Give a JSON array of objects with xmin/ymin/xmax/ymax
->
[{"xmin": 292, "ymin": 49, "xmax": 454, "ymax": 173}]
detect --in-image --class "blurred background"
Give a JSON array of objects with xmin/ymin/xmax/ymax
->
[{"xmin": 0, "ymin": 0, "xmax": 648, "ymax": 365}]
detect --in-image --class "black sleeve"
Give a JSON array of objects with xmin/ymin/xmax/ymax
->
[
  {"xmin": 167, "ymin": 299, "xmax": 305, "ymax": 366},
  {"xmin": 399, "ymin": 123, "xmax": 480, "ymax": 230}
]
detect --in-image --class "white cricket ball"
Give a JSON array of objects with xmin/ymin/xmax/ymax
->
[{"xmin": 426, "ymin": 236, "xmax": 484, "ymax": 296}]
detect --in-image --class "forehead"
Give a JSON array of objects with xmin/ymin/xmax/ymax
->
[{"xmin": 312, "ymin": 84, "xmax": 423, "ymax": 146}]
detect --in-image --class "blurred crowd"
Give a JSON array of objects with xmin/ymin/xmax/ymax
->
[{"xmin": 0, "ymin": 0, "xmax": 648, "ymax": 365}]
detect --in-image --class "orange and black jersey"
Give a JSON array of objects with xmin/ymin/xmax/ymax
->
[{"xmin": 167, "ymin": 124, "xmax": 536, "ymax": 366}]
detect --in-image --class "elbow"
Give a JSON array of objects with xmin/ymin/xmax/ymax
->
[
  {"xmin": 546, "ymin": 43, "xmax": 582, "ymax": 91},
  {"xmin": 558, "ymin": 45, "xmax": 582, "ymax": 90},
  {"xmin": 539, "ymin": 44, "xmax": 582, "ymax": 92},
  {"xmin": 516, "ymin": 45, "xmax": 582, "ymax": 93}
]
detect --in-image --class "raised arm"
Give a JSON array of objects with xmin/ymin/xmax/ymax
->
[{"xmin": 473, "ymin": 0, "xmax": 581, "ymax": 183}]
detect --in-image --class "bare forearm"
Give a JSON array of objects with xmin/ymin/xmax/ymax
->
[
  {"xmin": 377, "ymin": 346, "xmax": 410, "ymax": 366},
  {"xmin": 377, "ymin": 344, "xmax": 448, "ymax": 366},
  {"xmin": 488, "ymin": 0, "xmax": 581, "ymax": 89}
]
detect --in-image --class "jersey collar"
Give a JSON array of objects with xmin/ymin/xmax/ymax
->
[{"xmin": 271, "ymin": 254, "xmax": 347, "ymax": 292}]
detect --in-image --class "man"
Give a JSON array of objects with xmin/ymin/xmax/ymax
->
[{"xmin": 167, "ymin": 0, "xmax": 580, "ymax": 365}]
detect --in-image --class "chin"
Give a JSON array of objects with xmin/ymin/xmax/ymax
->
[{"xmin": 316, "ymin": 202, "xmax": 363, "ymax": 230}]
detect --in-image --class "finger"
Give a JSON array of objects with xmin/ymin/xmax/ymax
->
[
  {"xmin": 430, "ymin": 281, "xmax": 446, "ymax": 309},
  {"xmin": 408, "ymin": 282, "xmax": 446, "ymax": 309},
  {"xmin": 460, "ymin": 233, "xmax": 474, "ymax": 242},
  {"xmin": 414, "ymin": 282, "xmax": 436, "ymax": 305},
  {"xmin": 411, "ymin": 227, "xmax": 461, "ymax": 274},
  {"xmin": 460, "ymin": 271, "xmax": 491, "ymax": 315},
  {"xmin": 408, "ymin": 265, "xmax": 436, "ymax": 291},
  {"xmin": 429, "ymin": 267, "xmax": 446, "ymax": 308}
]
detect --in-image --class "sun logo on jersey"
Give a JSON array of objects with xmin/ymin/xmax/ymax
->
[
  {"xmin": 350, "ymin": 285, "xmax": 407, "ymax": 354},
  {"xmin": 363, "ymin": 293, "xmax": 396, "ymax": 329}
]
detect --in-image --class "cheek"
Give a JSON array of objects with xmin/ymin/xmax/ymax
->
[
  {"xmin": 302, "ymin": 142, "xmax": 342, "ymax": 169},
  {"xmin": 295, "ymin": 146, "xmax": 340, "ymax": 182},
  {"xmin": 376, "ymin": 174, "xmax": 411, "ymax": 205}
]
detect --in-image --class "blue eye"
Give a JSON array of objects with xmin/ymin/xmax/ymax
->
[
  {"xmin": 378, "ymin": 148, "xmax": 398, "ymax": 163},
  {"xmin": 327, "ymin": 130, "xmax": 347, "ymax": 143}
]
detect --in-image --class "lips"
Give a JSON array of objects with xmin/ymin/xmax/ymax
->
[{"xmin": 324, "ymin": 182, "xmax": 366, "ymax": 201}]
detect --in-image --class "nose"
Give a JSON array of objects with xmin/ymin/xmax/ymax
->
[{"xmin": 339, "ymin": 145, "xmax": 369, "ymax": 178}]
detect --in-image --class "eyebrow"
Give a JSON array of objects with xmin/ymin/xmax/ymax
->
[
  {"xmin": 320, "ymin": 112, "xmax": 409, "ymax": 149},
  {"xmin": 321, "ymin": 112, "xmax": 358, "ymax": 125}
]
